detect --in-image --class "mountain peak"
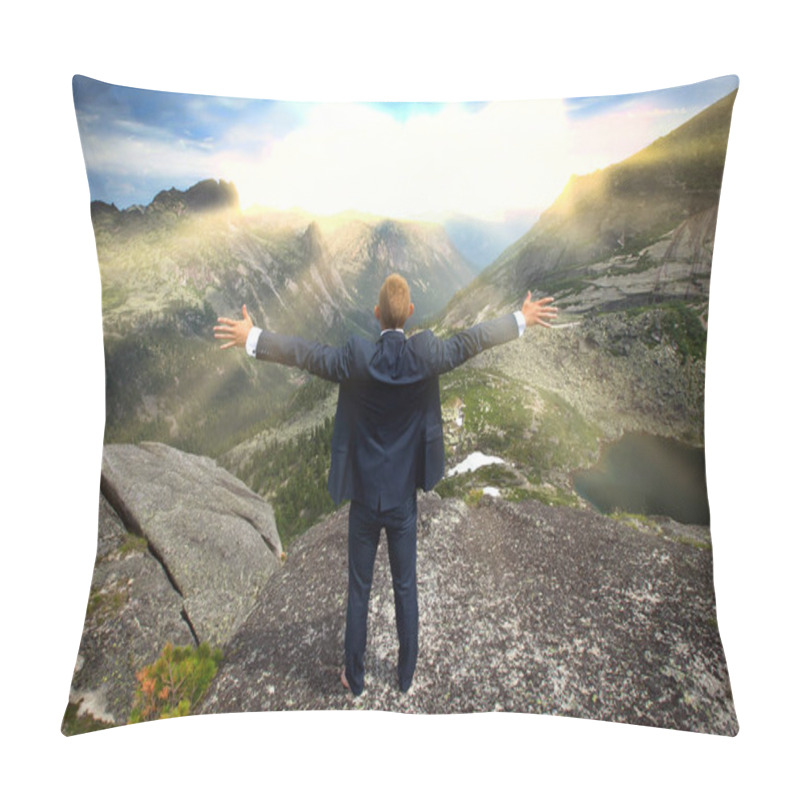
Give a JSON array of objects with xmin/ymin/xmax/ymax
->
[
  {"xmin": 440, "ymin": 90, "xmax": 737, "ymax": 324},
  {"xmin": 91, "ymin": 179, "xmax": 240, "ymax": 228},
  {"xmin": 150, "ymin": 179, "xmax": 240, "ymax": 215},
  {"xmin": 301, "ymin": 220, "xmax": 325, "ymax": 262}
]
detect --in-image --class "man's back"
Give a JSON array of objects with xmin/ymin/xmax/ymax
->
[
  {"xmin": 329, "ymin": 330, "xmax": 445, "ymax": 511},
  {"xmin": 255, "ymin": 315, "xmax": 521, "ymax": 510}
]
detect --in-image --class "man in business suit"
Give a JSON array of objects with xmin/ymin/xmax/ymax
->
[{"xmin": 214, "ymin": 274, "xmax": 557, "ymax": 696}]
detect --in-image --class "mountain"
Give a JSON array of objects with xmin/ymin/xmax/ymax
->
[
  {"xmin": 64, "ymin": 443, "xmax": 737, "ymax": 735},
  {"xmin": 440, "ymin": 90, "xmax": 737, "ymax": 325},
  {"xmin": 91, "ymin": 178, "xmax": 240, "ymax": 225},
  {"xmin": 441, "ymin": 210, "xmax": 540, "ymax": 271},
  {"xmin": 90, "ymin": 183, "xmax": 475, "ymax": 454},
  {"xmin": 202, "ymin": 492, "xmax": 735, "ymax": 733}
]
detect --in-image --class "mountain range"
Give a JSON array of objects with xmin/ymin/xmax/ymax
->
[
  {"xmin": 90, "ymin": 88, "xmax": 736, "ymax": 533},
  {"xmin": 440, "ymin": 90, "xmax": 736, "ymax": 326},
  {"xmin": 217, "ymin": 90, "xmax": 736, "ymax": 538},
  {"xmin": 91, "ymin": 185, "xmax": 476, "ymax": 452}
]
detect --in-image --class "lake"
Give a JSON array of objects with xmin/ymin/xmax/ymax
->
[{"xmin": 572, "ymin": 432, "xmax": 710, "ymax": 525}]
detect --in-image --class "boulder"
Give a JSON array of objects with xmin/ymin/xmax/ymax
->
[
  {"xmin": 101, "ymin": 442, "xmax": 283, "ymax": 646},
  {"xmin": 66, "ymin": 444, "xmax": 284, "ymax": 730},
  {"xmin": 67, "ymin": 496, "xmax": 196, "ymax": 726}
]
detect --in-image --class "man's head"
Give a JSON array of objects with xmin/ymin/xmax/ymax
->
[{"xmin": 375, "ymin": 273, "xmax": 414, "ymax": 330}]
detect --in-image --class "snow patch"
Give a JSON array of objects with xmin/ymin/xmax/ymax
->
[{"xmin": 447, "ymin": 451, "xmax": 506, "ymax": 477}]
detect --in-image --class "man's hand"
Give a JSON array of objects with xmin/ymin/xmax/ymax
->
[
  {"xmin": 214, "ymin": 305, "xmax": 254, "ymax": 350},
  {"xmin": 521, "ymin": 292, "xmax": 558, "ymax": 328}
]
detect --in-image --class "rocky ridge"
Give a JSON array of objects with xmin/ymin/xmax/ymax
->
[
  {"xmin": 440, "ymin": 91, "xmax": 736, "ymax": 328},
  {"xmin": 94, "ymin": 187, "xmax": 477, "ymax": 452},
  {"xmin": 200, "ymin": 492, "xmax": 737, "ymax": 735},
  {"xmin": 469, "ymin": 310, "xmax": 707, "ymax": 446},
  {"xmin": 67, "ymin": 445, "xmax": 737, "ymax": 735},
  {"xmin": 66, "ymin": 442, "xmax": 282, "ymax": 726}
]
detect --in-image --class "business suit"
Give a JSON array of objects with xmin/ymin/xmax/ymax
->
[{"xmin": 251, "ymin": 312, "xmax": 522, "ymax": 694}]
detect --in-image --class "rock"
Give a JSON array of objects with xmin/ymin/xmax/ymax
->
[
  {"xmin": 101, "ymin": 442, "xmax": 283, "ymax": 646},
  {"xmin": 200, "ymin": 493, "xmax": 737, "ymax": 735},
  {"xmin": 150, "ymin": 179, "xmax": 240, "ymax": 215},
  {"xmin": 66, "ymin": 443, "xmax": 285, "ymax": 730},
  {"xmin": 67, "ymin": 495, "xmax": 196, "ymax": 726}
]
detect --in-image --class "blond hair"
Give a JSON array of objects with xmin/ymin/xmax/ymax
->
[{"xmin": 378, "ymin": 273, "xmax": 411, "ymax": 329}]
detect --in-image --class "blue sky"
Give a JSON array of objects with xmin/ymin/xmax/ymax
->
[{"xmin": 73, "ymin": 74, "xmax": 738, "ymax": 221}]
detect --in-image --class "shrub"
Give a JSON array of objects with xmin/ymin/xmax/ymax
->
[{"xmin": 129, "ymin": 641, "xmax": 223, "ymax": 724}]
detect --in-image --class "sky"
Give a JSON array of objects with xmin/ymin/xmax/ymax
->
[{"xmin": 73, "ymin": 74, "xmax": 738, "ymax": 223}]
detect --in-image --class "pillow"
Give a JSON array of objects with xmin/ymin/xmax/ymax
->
[{"xmin": 65, "ymin": 74, "xmax": 738, "ymax": 735}]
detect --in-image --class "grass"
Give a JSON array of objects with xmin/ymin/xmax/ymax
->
[
  {"xmin": 120, "ymin": 532, "xmax": 149, "ymax": 556},
  {"xmin": 438, "ymin": 371, "xmax": 598, "ymax": 506},
  {"xmin": 436, "ymin": 463, "xmax": 522, "ymax": 500},
  {"xmin": 624, "ymin": 301, "xmax": 707, "ymax": 363},
  {"xmin": 86, "ymin": 582, "xmax": 128, "ymax": 624},
  {"xmin": 511, "ymin": 387, "xmax": 602, "ymax": 482},
  {"xmin": 675, "ymin": 535, "xmax": 712, "ymax": 551},
  {"xmin": 611, "ymin": 512, "xmax": 663, "ymax": 535},
  {"xmin": 506, "ymin": 485, "xmax": 581, "ymax": 508}
]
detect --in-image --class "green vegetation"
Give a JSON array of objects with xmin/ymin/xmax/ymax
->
[
  {"xmin": 120, "ymin": 532, "xmax": 149, "ymax": 556},
  {"xmin": 606, "ymin": 251, "xmax": 659, "ymax": 277},
  {"xmin": 611, "ymin": 512, "xmax": 663, "ymax": 534},
  {"xmin": 439, "ymin": 370, "xmax": 599, "ymax": 504},
  {"xmin": 437, "ymin": 463, "xmax": 580, "ymax": 508},
  {"xmin": 651, "ymin": 303, "xmax": 707, "ymax": 363},
  {"xmin": 101, "ymin": 282, "xmax": 129, "ymax": 312},
  {"xmin": 506, "ymin": 485, "xmax": 581, "ymax": 508},
  {"xmin": 129, "ymin": 642, "xmax": 223, "ymax": 724},
  {"xmin": 236, "ymin": 416, "xmax": 339, "ymax": 546},
  {"xmin": 465, "ymin": 489, "xmax": 485, "ymax": 507},
  {"xmin": 86, "ymin": 581, "xmax": 128, "ymax": 624},
  {"xmin": 440, "ymin": 369, "xmax": 532, "ymax": 455},
  {"xmin": 675, "ymin": 535, "xmax": 712, "ymax": 551},
  {"xmin": 506, "ymin": 386, "xmax": 601, "ymax": 483},
  {"xmin": 536, "ymin": 266, "xmax": 592, "ymax": 299},
  {"xmin": 102, "ymin": 317, "xmax": 299, "ymax": 457},
  {"xmin": 534, "ymin": 251, "xmax": 664, "ymax": 302},
  {"xmin": 437, "ymin": 463, "xmax": 523, "ymax": 500},
  {"xmin": 626, "ymin": 301, "xmax": 707, "ymax": 363}
]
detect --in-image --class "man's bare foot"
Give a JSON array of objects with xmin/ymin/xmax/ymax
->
[{"xmin": 340, "ymin": 668, "xmax": 350, "ymax": 691}]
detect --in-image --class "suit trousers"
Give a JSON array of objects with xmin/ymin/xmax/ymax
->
[{"xmin": 344, "ymin": 494, "xmax": 418, "ymax": 695}]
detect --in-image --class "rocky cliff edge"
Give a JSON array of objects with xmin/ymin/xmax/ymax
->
[{"xmin": 201, "ymin": 493, "xmax": 737, "ymax": 735}]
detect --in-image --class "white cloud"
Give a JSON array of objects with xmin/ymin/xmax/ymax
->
[
  {"xmin": 220, "ymin": 97, "xmax": 691, "ymax": 220},
  {"xmin": 81, "ymin": 94, "xmax": 711, "ymax": 218},
  {"xmin": 219, "ymin": 99, "xmax": 573, "ymax": 219}
]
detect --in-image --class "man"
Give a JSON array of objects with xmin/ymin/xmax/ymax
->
[{"xmin": 214, "ymin": 274, "xmax": 557, "ymax": 696}]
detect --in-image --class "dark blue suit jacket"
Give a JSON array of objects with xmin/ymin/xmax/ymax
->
[{"xmin": 255, "ymin": 313, "xmax": 519, "ymax": 511}]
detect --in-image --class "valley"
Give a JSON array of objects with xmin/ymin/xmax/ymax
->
[{"xmin": 92, "ymin": 89, "xmax": 736, "ymax": 548}]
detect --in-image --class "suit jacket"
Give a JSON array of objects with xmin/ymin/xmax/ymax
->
[{"xmin": 255, "ymin": 313, "xmax": 520, "ymax": 511}]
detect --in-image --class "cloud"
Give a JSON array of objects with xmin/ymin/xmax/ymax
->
[
  {"xmin": 221, "ymin": 99, "xmax": 578, "ymax": 219},
  {"xmin": 75, "ymin": 76, "xmax": 738, "ymax": 218},
  {"xmin": 221, "ymin": 95, "xmax": 693, "ymax": 220}
]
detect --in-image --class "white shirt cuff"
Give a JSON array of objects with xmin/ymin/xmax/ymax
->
[
  {"xmin": 513, "ymin": 310, "xmax": 526, "ymax": 338},
  {"xmin": 245, "ymin": 326, "xmax": 263, "ymax": 357}
]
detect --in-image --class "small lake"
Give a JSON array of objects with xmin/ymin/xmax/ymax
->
[{"xmin": 573, "ymin": 432, "xmax": 710, "ymax": 525}]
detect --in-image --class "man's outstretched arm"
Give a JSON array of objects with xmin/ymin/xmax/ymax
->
[
  {"xmin": 214, "ymin": 305, "xmax": 351, "ymax": 382},
  {"xmin": 424, "ymin": 293, "xmax": 558, "ymax": 374},
  {"xmin": 519, "ymin": 292, "xmax": 558, "ymax": 330},
  {"xmin": 214, "ymin": 304, "xmax": 254, "ymax": 350}
]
